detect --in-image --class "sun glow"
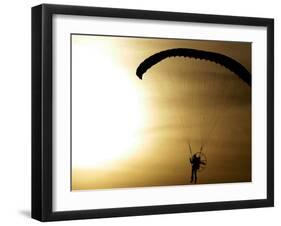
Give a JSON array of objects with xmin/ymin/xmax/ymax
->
[{"xmin": 72, "ymin": 35, "xmax": 144, "ymax": 168}]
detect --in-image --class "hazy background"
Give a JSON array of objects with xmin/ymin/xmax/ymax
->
[{"xmin": 71, "ymin": 34, "xmax": 251, "ymax": 190}]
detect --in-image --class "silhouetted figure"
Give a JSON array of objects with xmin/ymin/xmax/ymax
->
[{"xmin": 190, "ymin": 152, "xmax": 206, "ymax": 184}]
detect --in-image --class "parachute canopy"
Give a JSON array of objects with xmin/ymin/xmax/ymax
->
[{"xmin": 136, "ymin": 48, "xmax": 251, "ymax": 86}]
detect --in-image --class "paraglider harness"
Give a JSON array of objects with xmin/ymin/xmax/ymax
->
[{"xmin": 188, "ymin": 144, "xmax": 207, "ymax": 172}]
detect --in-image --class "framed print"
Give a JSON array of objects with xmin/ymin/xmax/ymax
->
[{"xmin": 31, "ymin": 4, "xmax": 274, "ymax": 221}]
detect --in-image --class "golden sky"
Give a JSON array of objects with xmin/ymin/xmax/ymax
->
[{"xmin": 71, "ymin": 34, "xmax": 251, "ymax": 190}]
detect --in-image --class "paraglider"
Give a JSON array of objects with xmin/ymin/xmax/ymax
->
[
  {"xmin": 136, "ymin": 48, "xmax": 251, "ymax": 86},
  {"xmin": 188, "ymin": 144, "xmax": 207, "ymax": 183},
  {"xmin": 136, "ymin": 48, "xmax": 251, "ymax": 183}
]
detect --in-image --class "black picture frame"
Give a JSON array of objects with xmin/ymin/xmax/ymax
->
[{"xmin": 32, "ymin": 3, "xmax": 274, "ymax": 222}]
